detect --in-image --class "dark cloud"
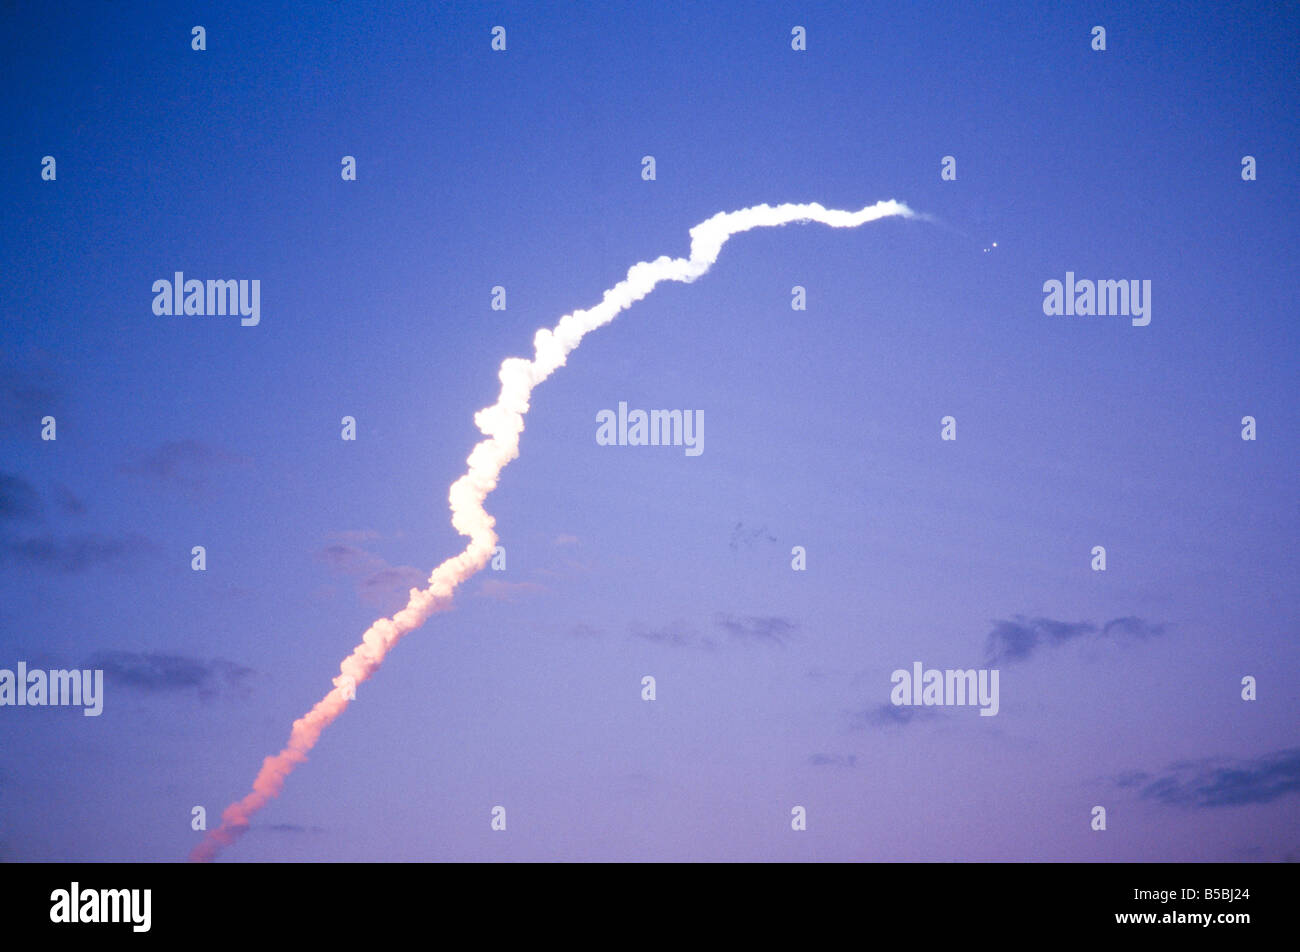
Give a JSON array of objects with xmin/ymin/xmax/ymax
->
[
  {"xmin": 88, "ymin": 651, "xmax": 255, "ymax": 701},
  {"xmin": 985, "ymin": 614, "xmax": 1167, "ymax": 664},
  {"xmin": 852, "ymin": 703, "xmax": 942, "ymax": 729},
  {"xmin": 263, "ymin": 823, "xmax": 325, "ymax": 835},
  {"xmin": 0, "ymin": 474, "xmax": 132, "ymax": 571},
  {"xmin": 1101, "ymin": 617, "xmax": 1166, "ymax": 639},
  {"xmin": 630, "ymin": 622, "xmax": 715, "ymax": 650},
  {"xmin": 715, "ymin": 613, "xmax": 796, "ymax": 647},
  {"xmin": 1113, "ymin": 770, "xmax": 1150, "ymax": 789},
  {"xmin": 629, "ymin": 614, "xmax": 799, "ymax": 650},
  {"xmin": 50, "ymin": 482, "xmax": 86, "ymax": 516},
  {"xmin": 316, "ymin": 541, "xmax": 425, "ymax": 607},
  {"xmin": 1123, "ymin": 748, "xmax": 1300, "ymax": 809},
  {"xmin": 809, "ymin": 753, "xmax": 858, "ymax": 768},
  {"xmin": 1, "ymin": 474, "xmax": 85, "ymax": 520},
  {"xmin": 0, "ymin": 473, "xmax": 42, "ymax": 522},
  {"xmin": 729, "ymin": 521, "xmax": 776, "ymax": 553},
  {"xmin": 363, "ymin": 565, "xmax": 427, "ymax": 597},
  {"xmin": 318, "ymin": 543, "xmax": 362, "ymax": 570},
  {"xmin": 120, "ymin": 440, "xmax": 246, "ymax": 493},
  {"xmin": 0, "ymin": 531, "xmax": 151, "ymax": 572},
  {"xmin": 985, "ymin": 617, "xmax": 1096, "ymax": 663}
]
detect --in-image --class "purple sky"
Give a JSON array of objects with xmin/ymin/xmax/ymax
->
[{"xmin": 1, "ymin": 0, "xmax": 1297, "ymax": 861}]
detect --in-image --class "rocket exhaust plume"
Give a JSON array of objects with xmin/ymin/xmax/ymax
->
[{"xmin": 189, "ymin": 199, "xmax": 916, "ymax": 861}]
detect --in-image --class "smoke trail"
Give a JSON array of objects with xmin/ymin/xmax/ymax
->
[{"xmin": 189, "ymin": 199, "xmax": 916, "ymax": 862}]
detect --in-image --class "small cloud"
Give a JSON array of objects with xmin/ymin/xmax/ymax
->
[
  {"xmin": 852, "ymin": 703, "xmax": 943, "ymax": 729},
  {"xmin": 808, "ymin": 753, "xmax": 857, "ymax": 768},
  {"xmin": 569, "ymin": 623, "xmax": 603, "ymax": 639},
  {"xmin": 121, "ymin": 440, "xmax": 247, "ymax": 494},
  {"xmin": 630, "ymin": 622, "xmax": 716, "ymax": 650},
  {"xmin": 0, "ymin": 473, "xmax": 42, "ymax": 522},
  {"xmin": 87, "ymin": 651, "xmax": 255, "ymax": 701},
  {"xmin": 629, "ymin": 615, "xmax": 797, "ymax": 650},
  {"xmin": 1101, "ymin": 616, "xmax": 1166, "ymax": 639},
  {"xmin": 1122, "ymin": 748, "xmax": 1300, "ymax": 809},
  {"xmin": 318, "ymin": 543, "xmax": 370, "ymax": 572},
  {"xmin": 729, "ymin": 521, "xmax": 777, "ymax": 553},
  {"xmin": 263, "ymin": 823, "xmax": 325, "ymax": 835},
  {"xmin": 50, "ymin": 482, "xmax": 86, "ymax": 516},
  {"xmin": 985, "ymin": 616, "xmax": 1096, "ymax": 663},
  {"xmin": 1114, "ymin": 770, "xmax": 1150, "ymax": 789},
  {"xmin": 714, "ymin": 613, "xmax": 797, "ymax": 647},
  {"xmin": 316, "ymin": 542, "xmax": 426, "ymax": 607},
  {"xmin": 0, "ymin": 531, "xmax": 152, "ymax": 573},
  {"xmin": 985, "ymin": 614, "xmax": 1167, "ymax": 664},
  {"xmin": 554, "ymin": 534, "xmax": 579, "ymax": 546},
  {"xmin": 0, "ymin": 474, "xmax": 140, "ymax": 571},
  {"xmin": 478, "ymin": 579, "xmax": 547, "ymax": 602},
  {"xmin": 360, "ymin": 566, "xmax": 426, "ymax": 602},
  {"xmin": 0, "ymin": 474, "xmax": 85, "ymax": 520}
]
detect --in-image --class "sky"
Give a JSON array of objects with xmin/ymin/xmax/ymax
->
[{"xmin": 1, "ymin": 0, "xmax": 1297, "ymax": 862}]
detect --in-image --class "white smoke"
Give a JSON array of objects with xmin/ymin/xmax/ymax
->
[{"xmin": 190, "ymin": 199, "xmax": 916, "ymax": 861}]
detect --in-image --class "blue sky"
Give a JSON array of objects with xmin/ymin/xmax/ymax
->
[{"xmin": 1, "ymin": 0, "xmax": 1297, "ymax": 861}]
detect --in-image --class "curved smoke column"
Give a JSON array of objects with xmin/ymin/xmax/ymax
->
[{"xmin": 189, "ymin": 199, "xmax": 916, "ymax": 861}]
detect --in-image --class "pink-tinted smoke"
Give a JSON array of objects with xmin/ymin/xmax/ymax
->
[{"xmin": 189, "ymin": 199, "xmax": 916, "ymax": 861}]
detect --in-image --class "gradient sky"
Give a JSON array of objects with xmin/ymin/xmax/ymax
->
[{"xmin": 1, "ymin": 0, "xmax": 1297, "ymax": 862}]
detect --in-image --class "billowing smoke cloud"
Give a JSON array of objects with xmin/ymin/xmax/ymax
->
[{"xmin": 189, "ymin": 199, "xmax": 916, "ymax": 861}]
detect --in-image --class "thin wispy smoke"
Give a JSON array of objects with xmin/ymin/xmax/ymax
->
[{"xmin": 189, "ymin": 199, "xmax": 916, "ymax": 861}]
